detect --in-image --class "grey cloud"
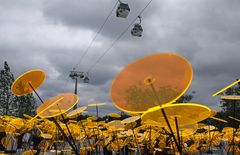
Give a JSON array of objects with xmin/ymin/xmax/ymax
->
[{"xmin": 42, "ymin": 0, "xmax": 159, "ymax": 39}]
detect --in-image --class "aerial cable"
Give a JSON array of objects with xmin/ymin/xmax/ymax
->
[
  {"xmin": 75, "ymin": 1, "xmax": 119, "ymax": 70},
  {"xmin": 59, "ymin": 1, "xmax": 118, "ymax": 87},
  {"xmin": 87, "ymin": 0, "xmax": 153, "ymax": 73},
  {"xmin": 138, "ymin": 0, "xmax": 153, "ymax": 17}
]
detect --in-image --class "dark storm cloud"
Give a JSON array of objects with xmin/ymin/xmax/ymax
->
[
  {"xmin": 42, "ymin": 0, "xmax": 160, "ymax": 40},
  {"xmin": 0, "ymin": 0, "xmax": 240, "ymax": 115}
]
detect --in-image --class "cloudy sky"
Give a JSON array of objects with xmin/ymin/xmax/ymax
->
[{"xmin": 0, "ymin": 0, "xmax": 240, "ymax": 116}]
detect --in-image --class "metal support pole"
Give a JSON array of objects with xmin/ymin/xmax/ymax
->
[
  {"xmin": 96, "ymin": 105, "xmax": 99, "ymax": 118},
  {"xmin": 149, "ymin": 83, "xmax": 181, "ymax": 154},
  {"xmin": 115, "ymin": 131, "xmax": 120, "ymax": 152},
  {"xmin": 74, "ymin": 78, "xmax": 78, "ymax": 110},
  {"xmin": 59, "ymin": 112, "xmax": 79, "ymax": 152},
  {"xmin": 174, "ymin": 117, "xmax": 182, "ymax": 155},
  {"xmin": 28, "ymin": 83, "xmax": 79, "ymax": 155},
  {"xmin": 160, "ymin": 109, "xmax": 181, "ymax": 153},
  {"xmin": 52, "ymin": 118, "xmax": 79, "ymax": 155},
  {"xmin": 208, "ymin": 123, "xmax": 212, "ymax": 155},
  {"xmin": 28, "ymin": 82, "xmax": 44, "ymax": 103},
  {"xmin": 180, "ymin": 131, "xmax": 183, "ymax": 154},
  {"xmin": 171, "ymin": 140, "xmax": 176, "ymax": 155},
  {"xmin": 149, "ymin": 126, "xmax": 151, "ymax": 153},
  {"xmin": 131, "ymin": 123, "xmax": 141, "ymax": 155},
  {"xmin": 232, "ymin": 101, "xmax": 236, "ymax": 155},
  {"xmin": 228, "ymin": 100, "xmax": 236, "ymax": 154},
  {"xmin": 79, "ymin": 120, "xmax": 93, "ymax": 154}
]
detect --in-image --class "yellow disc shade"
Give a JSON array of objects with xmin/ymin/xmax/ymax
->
[
  {"xmin": 31, "ymin": 97, "xmax": 64, "ymax": 120},
  {"xmin": 87, "ymin": 116, "xmax": 98, "ymax": 121},
  {"xmin": 23, "ymin": 150, "xmax": 37, "ymax": 155},
  {"xmin": 210, "ymin": 110, "xmax": 217, "ymax": 117},
  {"xmin": 141, "ymin": 103, "xmax": 211, "ymax": 127},
  {"xmin": 210, "ymin": 116, "xmax": 228, "ymax": 123},
  {"xmin": 141, "ymin": 119, "xmax": 162, "ymax": 127},
  {"xmin": 125, "ymin": 122, "xmax": 137, "ymax": 130},
  {"xmin": 220, "ymin": 95, "xmax": 240, "ymax": 100},
  {"xmin": 11, "ymin": 70, "xmax": 46, "ymax": 96},
  {"xmin": 107, "ymin": 120, "xmax": 125, "ymax": 131},
  {"xmin": 194, "ymin": 123, "xmax": 206, "ymax": 129},
  {"xmin": 40, "ymin": 133, "xmax": 52, "ymax": 139},
  {"xmin": 165, "ymin": 124, "xmax": 196, "ymax": 135},
  {"xmin": 88, "ymin": 103, "xmax": 106, "ymax": 107},
  {"xmin": 108, "ymin": 113, "xmax": 121, "ymax": 118},
  {"xmin": 222, "ymin": 127, "xmax": 235, "ymax": 133},
  {"xmin": 212, "ymin": 79, "xmax": 240, "ymax": 96},
  {"xmin": 180, "ymin": 128, "xmax": 195, "ymax": 137},
  {"xmin": 203, "ymin": 125, "xmax": 216, "ymax": 131},
  {"xmin": 66, "ymin": 106, "xmax": 87, "ymax": 118},
  {"xmin": 5, "ymin": 125, "xmax": 16, "ymax": 134},
  {"xmin": 121, "ymin": 116, "xmax": 140, "ymax": 124},
  {"xmin": 129, "ymin": 113, "xmax": 141, "ymax": 116},
  {"xmin": 110, "ymin": 53, "xmax": 193, "ymax": 113},
  {"xmin": 36, "ymin": 93, "xmax": 79, "ymax": 119},
  {"xmin": 87, "ymin": 122, "xmax": 98, "ymax": 129},
  {"xmin": 9, "ymin": 118, "xmax": 24, "ymax": 130},
  {"xmin": 155, "ymin": 148, "xmax": 162, "ymax": 152}
]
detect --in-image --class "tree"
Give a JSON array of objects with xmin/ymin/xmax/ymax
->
[
  {"xmin": 0, "ymin": 61, "xmax": 36, "ymax": 117},
  {"xmin": 15, "ymin": 94, "xmax": 37, "ymax": 118},
  {"xmin": 218, "ymin": 82, "xmax": 240, "ymax": 129},
  {"xmin": 203, "ymin": 82, "xmax": 240, "ymax": 130},
  {"xmin": 175, "ymin": 91, "xmax": 195, "ymax": 103},
  {"xmin": 220, "ymin": 83, "xmax": 240, "ymax": 114},
  {"xmin": 0, "ymin": 61, "xmax": 17, "ymax": 115}
]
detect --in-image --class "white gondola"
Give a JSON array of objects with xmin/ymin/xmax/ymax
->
[
  {"xmin": 83, "ymin": 72, "xmax": 89, "ymax": 83},
  {"xmin": 131, "ymin": 16, "xmax": 143, "ymax": 37},
  {"xmin": 116, "ymin": 0, "xmax": 130, "ymax": 18},
  {"xmin": 83, "ymin": 76, "xmax": 89, "ymax": 83}
]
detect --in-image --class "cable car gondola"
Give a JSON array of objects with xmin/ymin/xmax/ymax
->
[
  {"xmin": 83, "ymin": 72, "xmax": 90, "ymax": 83},
  {"xmin": 131, "ymin": 16, "xmax": 143, "ymax": 37},
  {"xmin": 116, "ymin": 0, "xmax": 130, "ymax": 18}
]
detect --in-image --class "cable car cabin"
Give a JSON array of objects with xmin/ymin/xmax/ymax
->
[
  {"xmin": 131, "ymin": 24, "xmax": 143, "ymax": 37},
  {"xmin": 83, "ymin": 76, "xmax": 89, "ymax": 83},
  {"xmin": 116, "ymin": 3, "xmax": 130, "ymax": 18}
]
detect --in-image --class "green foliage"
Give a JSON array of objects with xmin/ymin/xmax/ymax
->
[
  {"xmin": 0, "ymin": 61, "xmax": 16, "ymax": 115},
  {"xmin": 176, "ymin": 94, "xmax": 193, "ymax": 103},
  {"xmin": 218, "ymin": 82, "xmax": 240, "ymax": 129},
  {"xmin": 15, "ymin": 94, "xmax": 37, "ymax": 117},
  {"xmin": 203, "ymin": 82, "xmax": 240, "ymax": 130},
  {"xmin": 220, "ymin": 84, "xmax": 240, "ymax": 113},
  {"xmin": 175, "ymin": 91, "xmax": 195, "ymax": 103},
  {"xmin": 0, "ymin": 61, "xmax": 36, "ymax": 117}
]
